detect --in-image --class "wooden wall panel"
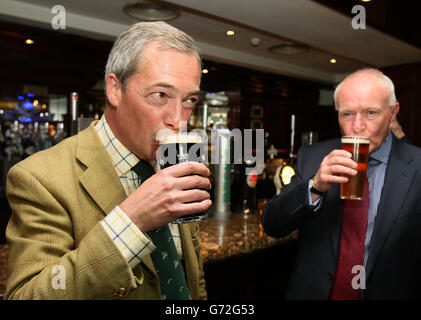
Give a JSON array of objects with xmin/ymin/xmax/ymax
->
[{"xmin": 383, "ymin": 63, "xmax": 421, "ymax": 147}]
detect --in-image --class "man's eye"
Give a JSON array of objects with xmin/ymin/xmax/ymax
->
[
  {"xmin": 149, "ymin": 92, "xmax": 168, "ymax": 105},
  {"xmin": 152, "ymin": 92, "xmax": 166, "ymax": 99},
  {"xmin": 342, "ymin": 112, "xmax": 353, "ymax": 118},
  {"xmin": 364, "ymin": 110, "xmax": 378, "ymax": 119},
  {"xmin": 183, "ymin": 97, "xmax": 198, "ymax": 108}
]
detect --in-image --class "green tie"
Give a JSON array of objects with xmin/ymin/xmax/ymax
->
[{"xmin": 132, "ymin": 160, "xmax": 191, "ymax": 300}]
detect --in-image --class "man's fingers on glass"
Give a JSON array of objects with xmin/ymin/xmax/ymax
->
[
  {"xmin": 330, "ymin": 164, "xmax": 358, "ymax": 177},
  {"xmin": 179, "ymin": 189, "xmax": 210, "ymax": 203},
  {"xmin": 179, "ymin": 199, "xmax": 212, "ymax": 216},
  {"xmin": 166, "ymin": 162, "xmax": 210, "ymax": 178},
  {"xmin": 177, "ymin": 175, "xmax": 211, "ymax": 190}
]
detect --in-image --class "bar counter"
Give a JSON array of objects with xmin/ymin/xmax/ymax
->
[
  {"xmin": 0, "ymin": 213, "xmax": 298, "ymax": 298},
  {"xmin": 199, "ymin": 212, "xmax": 297, "ymax": 262}
]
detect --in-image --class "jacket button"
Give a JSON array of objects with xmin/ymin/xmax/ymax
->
[{"xmin": 327, "ymin": 272, "xmax": 333, "ymax": 281}]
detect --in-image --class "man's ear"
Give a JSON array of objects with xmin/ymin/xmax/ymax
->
[
  {"xmin": 106, "ymin": 73, "xmax": 122, "ymax": 108},
  {"xmin": 392, "ymin": 102, "xmax": 400, "ymax": 120}
]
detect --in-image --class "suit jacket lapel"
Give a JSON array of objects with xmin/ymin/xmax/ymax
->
[
  {"xmin": 76, "ymin": 123, "xmax": 127, "ymax": 216},
  {"xmin": 365, "ymin": 137, "xmax": 415, "ymax": 279},
  {"xmin": 322, "ymin": 138, "xmax": 343, "ymax": 260},
  {"xmin": 179, "ymin": 224, "xmax": 198, "ymax": 285},
  {"xmin": 75, "ymin": 123, "xmax": 158, "ymax": 277},
  {"xmin": 327, "ymin": 183, "xmax": 343, "ymax": 259}
]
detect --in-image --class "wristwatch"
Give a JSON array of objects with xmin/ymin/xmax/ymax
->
[{"xmin": 309, "ymin": 177, "xmax": 325, "ymax": 196}]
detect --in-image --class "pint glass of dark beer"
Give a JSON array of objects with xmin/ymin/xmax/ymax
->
[
  {"xmin": 340, "ymin": 136, "xmax": 370, "ymax": 200},
  {"xmin": 157, "ymin": 132, "xmax": 208, "ymax": 224}
]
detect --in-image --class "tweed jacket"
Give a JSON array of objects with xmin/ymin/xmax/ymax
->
[{"xmin": 4, "ymin": 121, "xmax": 207, "ymax": 300}]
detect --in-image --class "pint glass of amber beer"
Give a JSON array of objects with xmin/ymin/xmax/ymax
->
[
  {"xmin": 157, "ymin": 132, "xmax": 208, "ymax": 224},
  {"xmin": 340, "ymin": 136, "xmax": 370, "ymax": 200}
]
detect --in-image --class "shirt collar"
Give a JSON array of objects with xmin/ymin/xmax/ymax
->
[
  {"xmin": 370, "ymin": 130, "xmax": 392, "ymax": 165},
  {"xmin": 94, "ymin": 114, "xmax": 140, "ymax": 177}
]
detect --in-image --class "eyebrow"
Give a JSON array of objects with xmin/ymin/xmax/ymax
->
[
  {"xmin": 338, "ymin": 105, "xmax": 382, "ymax": 111},
  {"xmin": 145, "ymin": 83, "xmax": 200, "ymax": 97}
]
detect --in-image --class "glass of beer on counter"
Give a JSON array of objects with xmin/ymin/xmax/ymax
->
[
  {"xmin": 157, "ymin": 131, "xmax": 208, "ymax": 224},
  {"xmin": 340, "ymin": 135, "xmax": 370, "ymax": 200}
]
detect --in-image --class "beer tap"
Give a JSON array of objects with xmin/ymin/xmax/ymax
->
[
  {"xmin": 289, "ymin": 114, "xmax": 296, "ymax": 160},
  {"xmin": 70, "ymin": 92, "xmax": 95, "ymax": 135}
]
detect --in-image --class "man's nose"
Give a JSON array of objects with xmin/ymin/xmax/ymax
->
[
  {"xmin": 163, "ymin": 100, "xmax": 183, "ymax": 131},
  {"xmin": 351, "ymin": 113, "xmax": 366, "ymax": 134}
]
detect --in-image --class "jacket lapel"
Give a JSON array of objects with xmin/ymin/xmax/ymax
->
[
  {"xmin": 179, "ymin": 224, "xmax": 198, "ymax": 284},
  {"xmin": 76, "ymin": 123, "xmax": 127, "ymax": 216},
  {"xmin": 365, "ymin": 137, "xmax": 415, "ymax": 279},
  {"xmin": 75, "ymin": 122, "xmax": 158, "ymax": 276},
  {"xmin": 327, "ymin": 183, "xmax": 344, "ymax": 259},
  {"xmin": 323, "ymin": 138, "xmax": 343, "ymax": 260}
]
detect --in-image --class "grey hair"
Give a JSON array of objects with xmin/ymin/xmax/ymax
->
[
  {"xmin": 333, "ymin": 68, "xmax": 397, "ymax": 110},
  {"xmin": 105, "ymin": 21, "xmax": 201, "ymax": 94}
]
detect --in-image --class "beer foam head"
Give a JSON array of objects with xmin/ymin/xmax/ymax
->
[
  {"xmin": 159, "ymin": 133, "xmax": 202, "ymax": 144},
  {"xmin": 341, "ymin": 136, "xmax": 370, "ymax": 144}
]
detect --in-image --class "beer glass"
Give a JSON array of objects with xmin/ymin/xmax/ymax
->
[
  {"xmin": 157, "ymin": 132, "xmax": 208, "ymax": 224},
  {"xmin": 340, "ymin": 136, "xmax": 370, "ymax": 200}
]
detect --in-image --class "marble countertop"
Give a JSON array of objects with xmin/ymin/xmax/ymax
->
[
  {"xmin": 0, "ymin": 213, "xmax": 297, "ymax": 295},
  {"xmin": 199, "ymin": 212, "xmax": 297, "ymax": 263}
]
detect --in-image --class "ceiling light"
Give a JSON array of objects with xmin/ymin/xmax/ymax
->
[
  {"xmin": 269, "ymin": 44, "xmax": 309, "ymax": 55},
  {"xmin": 25, "ymin": 39, "xmax": 34, "ymax": 45},
  {"xmin": 226, "ymin": 30, "xmax": 235, "ymax": 36},
  {"xmin": 360, "ymin": 0, "xmax": 372, "ymax": 2},
  {"xmin": 250, "ymin": 37, "xmax": 261, "ymax": 47},
  {"xmin": 124, "ymin": 2, "xmax": 179, "ymax": 21},
  {"xmin": 202, "ymin": 69, "xmax": 209, "ymax": 74},
  {"xmin": 330, "ymin": 58, "xmax": 337, "ymax": 64}
]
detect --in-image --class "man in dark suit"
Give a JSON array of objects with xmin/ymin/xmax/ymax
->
[{"xmin": 263, "ymin": 68, "xmax": 421, "ymax": 300}]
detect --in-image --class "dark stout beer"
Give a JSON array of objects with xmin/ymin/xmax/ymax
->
[
  {"xmin": 340, "ymin": 136, "xmax": 370, "ymax": 200},
  {"xmin": 157, "ymin": 132, "xmax": 207, "ymax": 223}
]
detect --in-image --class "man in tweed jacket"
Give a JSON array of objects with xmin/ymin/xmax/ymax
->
[{"xmin": 4, "ymin": 22, "xmax": 211, "ymax": 300}]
